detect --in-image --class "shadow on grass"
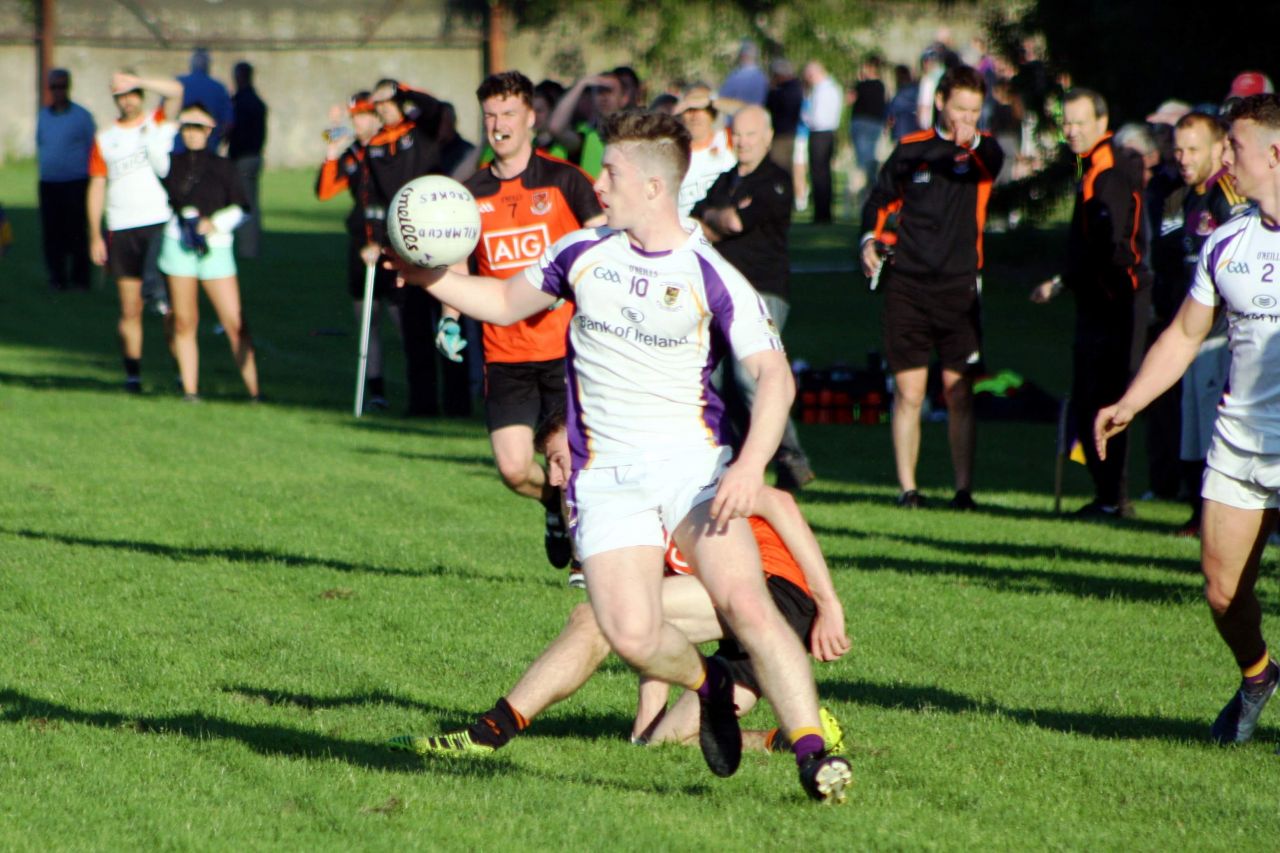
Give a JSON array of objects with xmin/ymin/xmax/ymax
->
[
  {"xmin": 0, "ymin": 526, "xmax": 563, "ymax": 588},
  {"xmin": 0, "ymin": 688, "xmax": 467, "ymax": 774},
  {"xmin": 354, "ymin": 447, "xmax": 495, "ymax": 468},
  {"xmin": 827, "ymin": 679, "xmax": 1209, "ymax": 743},
  {"xmin": 342, "ymin": 418, "xmax": 486, "ymax": 441},
  {"xmin": 810, "ymin": 522, "xmax": 1199, "ymax": 575},
  {"xmin": 0, "ymin": 370, "xmax": 129, "ymax": 394},
  {"xmin": 826, "ymin": 552, "xmax": 1204, "ymax": 606}
]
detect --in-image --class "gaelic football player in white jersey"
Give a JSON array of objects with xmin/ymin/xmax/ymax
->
[
  {"xmin": 1096, "ymin": 94, "xmax": 1280, "ymax": 747},
  {"xmin": 392, "ymin": 109, "xmax": 850, "ymax": 802}
]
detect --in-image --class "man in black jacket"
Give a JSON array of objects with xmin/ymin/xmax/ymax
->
[
  {"xmin": 1031, "ymin": 88, "xmax": 1146, "ymax": 518},
  {"xmin": 860, "ymin": 66, "xmax": 1004, "ymax": 510},
  {"xmin": 693, "ymin": 105, "xmax": 814, "ymax": 490}
]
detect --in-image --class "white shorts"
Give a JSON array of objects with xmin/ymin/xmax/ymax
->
[
  {"xmin": 1179, "ymin": 337, "xmax": 1229, "ymax": 461},
  {"xmin": 566, "ymin": 446, "xmax": 732, "ymax": 561},
  {"xmin": 1203, "ymin": 436, "xmax": 1280, "ymax": 510}
]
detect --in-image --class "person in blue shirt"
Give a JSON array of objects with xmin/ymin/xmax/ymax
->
[
  {"xmin": 36, "ymin": 68, "xmax": 96, "ymax": 290},
  {"xmin": 176, "ymin": 48, "xmax": 232, "ymax": 152}
]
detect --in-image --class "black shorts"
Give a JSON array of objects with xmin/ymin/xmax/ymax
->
[
  {"xmin": 107, "ymin": 223, "xmax": 164, "ymax": 279},
  {"xmin": 716, "ymin": 575, "xmax": 816, "ymax": 696},
  {"xmin": 882, "ymin": 270, "xmax": 983, "ymax": 375},
  {"xmin": 484, "ymin": 359, "xmax": 567, "ymax": 432},
  {"xmin": 346, "ymin": 237, "xmax": 397, "ymax": 300}
]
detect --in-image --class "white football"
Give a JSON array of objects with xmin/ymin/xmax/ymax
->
[{"xmin": 387, "ymin": 174, "xmax": 482, "ymax": 268}]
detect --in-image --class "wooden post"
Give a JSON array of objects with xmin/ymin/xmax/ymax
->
[
  {"xmin": 486, "ymin": 0, "xmax": 506, "ymax": 75},
  {"xmin": 38, "ymin": 0, "xmax": 56, "ymax": 106}
]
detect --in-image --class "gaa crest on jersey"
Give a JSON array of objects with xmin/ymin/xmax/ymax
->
[
  {"xmin": 1195, "ymin": 212, "xmax": 1217, "ymax": 237},
  {"xmin": 953, "ymin": 151, "xmax": 971, "ymax": 175},
  {"xmin": 531, "ymin": 191, "xmax": 551, "ymax": 216},
  {"xmin": 765, "ymin": 316, "xmax": 780, "ymax": 337},
  {"xmin": 660, "ymin": 284, "xmax": 683, "ymax": 310}
]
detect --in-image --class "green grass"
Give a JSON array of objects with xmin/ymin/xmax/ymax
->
[{"xmin": 1, "ymin": 160, "xmax": 1278, "ymax": 849}]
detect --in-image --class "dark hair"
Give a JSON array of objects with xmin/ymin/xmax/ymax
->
[
  {"xmin": 477, "ymin": 70, "xmax": 534, "ymax": 107},
  {"xmin": 533, "ymin": 408, "xmax": 567, "ymax": 454},
  {"xmin": 534, "ymin": 79, "xmax": 565, "ymax": 108},
  {"xmin": 1064, "ymin": 88, "xmax": 1109, "ymax": 119},
  {"xmin": 612, "ymin": 65, "xmax": 642, "ymax": 102},
  {"xmin": 600, "ymin": 109, "xmax": 692, "ymax": 186},
  {"xmin": 375, "ymin": 78, "xmax": 398, "ymax": 91},
  {"xmin": 936, "ymin": 65, "xmax": 986, "ymax": 102},
  {"xmin": 1175, "ymin": 111, "xmax": 1226, "ymax": 140},
  {"xmin": 894, "ymin": 64, "xmax": 913, "ymax": 90},
  {"xmin": 1226, "ymin": 93, "xmax": 1280, "ymax": 130}
]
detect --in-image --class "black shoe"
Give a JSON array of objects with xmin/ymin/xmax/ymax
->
[
  {"xmin": 697, "ymin": 655, "xmax": 741, "ymax": 777},
  {"xmin": 124, "ymin": 377, "xmax": 142, "ymax": 395},
  {"xmin": 896, "ymin": 490, "xmax": 926, "ymax": 509},
  {"xmin": 948, "ymin": 489, "xmax": 977, "ymax": 511},
  {"xmin": 798, "ymin": 750, "xmax": 852, "ymax": 803},
  {"xmin": 1074, "ymin": 500, "xmax": 1134, "ymax": 520},
  {"xmin": 774, "ymin": 453, "xmax": 816, "ymax": 492},
  {"xmin": 544, "ymin": 508, "xmax": 572, "ymax": 569}
]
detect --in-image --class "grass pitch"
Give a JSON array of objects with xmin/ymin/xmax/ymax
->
[{"xmin": 1, "ymin": 161, "xmax": 1277, "ymax": 849}]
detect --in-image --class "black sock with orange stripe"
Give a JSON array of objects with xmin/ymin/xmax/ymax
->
[{"xmin": 468, "ymin": 698, "xmax": 527, "ymax": 749}]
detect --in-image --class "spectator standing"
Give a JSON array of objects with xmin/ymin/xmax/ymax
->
[
  {"xmin": 315, "ymin": 92, "xmax": 398, "ymax": 411},
  {"xmin": 176, "ymin": 48, "xmax": 232, "ymax": 151},
  {"xmin": 860, "ymin": 66, "xmax": 1003, "ymax": 509},
  {"xmin": 438, "ymin": 102, "xmax": 479, "ymax": 181},
  {"xmin": 675, "ymin": 85, "xmax": 736, "ymax": 217},
  {"xmin": 801, "ymin": 61, "xmax": 841, "ymax": 224},
  {"xmin": 548, "ymin": 70, "xmax": 625, "ymax": 178},
  {"xmin": 693, "ymin": 105, "xmax": 815, "ymax": 489},
  {"xmin": 766, "ymin": 59, "xmax": 803, "ymax": 175},
  {"xmin": 719, "ymin": 39, "xmax": 769, "ymax": 109},
  {"xmin": 887, "ymin": 64, "xmax": 920, "ymax": 142},
  {"xmin": 847, "ymin": 55, "xmax": 887, "ymax": 206},
  {"xmin": 227, "ymin": 61, "xmax": 266, "ymax": 259},
  {"xmin": 88, "ymin": 72, "xmax": 182, "ymax": 393},
  {"xmin": 36, "ymin": 68, "xmax": 95, "ymax": 291},
  {"xmin": 1030, "ymin": 89, "xmax": 1146, "ymax": 518}
]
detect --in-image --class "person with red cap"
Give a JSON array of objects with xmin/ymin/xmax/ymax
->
[{"xmin": 1227, "ymin": 71, "xmax": 1274, "ymax": 101}]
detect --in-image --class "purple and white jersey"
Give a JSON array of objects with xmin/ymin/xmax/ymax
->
[
  {"xmin": 525, "ymin": 221, "xmax": 783, "ymax": 469},
  {"xmin": 1189, "ymin": 210, "xmax": 1280, "ymax": 452}
]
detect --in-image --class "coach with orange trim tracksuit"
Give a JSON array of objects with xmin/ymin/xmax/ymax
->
[{"xmin": 1031, "ymin": 88, "xmax": 1147, "ymax": 518}]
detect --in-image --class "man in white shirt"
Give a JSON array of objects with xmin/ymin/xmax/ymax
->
[
  {"xmin": 392, "ymin": 109, "xmax": 851, "ymax": 803},
  {"xmin": 801, "ymin": 62, "xmax": 841, "ymax": 224},
  {"xmin": 1095, "ymin": 94, "xmax": 1280, "ymax": 747}
]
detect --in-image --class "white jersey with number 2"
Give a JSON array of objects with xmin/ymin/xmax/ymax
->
[
  {"xmin": 525, "ymin": 221, "xmax": 783, "ymax": 469},
  {"xmin": 1189, "ymin": 210, "xmax": 1280, "ymax": 453}
]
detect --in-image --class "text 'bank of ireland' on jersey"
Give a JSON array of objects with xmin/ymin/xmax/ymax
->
[
  {"xmin": 465, "ymin": 151, "xmax": 602, "ymax": 364},
  {"xmin": 1190, "ymin": 211, "xmax": 1280, "ymax": 454},
  {"xmin": 524, "ymin": 222, "xmax": 784, "ymax": 470}
]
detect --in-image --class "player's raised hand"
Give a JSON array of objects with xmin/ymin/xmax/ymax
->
[
  {"xmin": 1094, "ymin": 402, "xmax": 1134, "ymax": 461},
  {"xmin": 709, "ymin": 462, "xmax": 764, "ymax": 533}
]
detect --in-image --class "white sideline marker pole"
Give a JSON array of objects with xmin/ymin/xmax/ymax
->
[{"xmin": 353, "ymin": 262, "xmax": 377, "ymax": 417}]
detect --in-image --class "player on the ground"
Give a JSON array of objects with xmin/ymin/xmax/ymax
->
[
  {"xmin": 88, "ymin": 71, "xmax": 182, "ymax": 393},
  {"xmin": 439, "ymin": 71, "xmax": 605, "ymax": 582},
  {"xmin": 860, "ymin": 66, "xmax": 1004, "ymax": 510},
  {"xmin": 316, "ymin": 91, "xmax": 400, "ymax": 410},
  {"xmin": 1170, "ymin": 111, "xmax": 1251, "ymax": 536},
  {"xmin": 388, "ymin": 414, "xmax": 850, "ymax": 757},
  {"xmin": 1094, "ymin": 94, "xmax": 1280, "ymax": 746},
  {"xmin": 391, "ymin": 110, "xmax": 852, "ymax": 802}
]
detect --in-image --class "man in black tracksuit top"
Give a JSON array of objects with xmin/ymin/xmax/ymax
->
[
  {"xmin": 692, "ymin": 104, "xmax": 814, "ymax": 490},
  {"xmin": 366, "ymin": 79, "xmax": 470, "ymax": 417},
  {"xmin": 1031, "ymin": 89, "xmax": 1146, "ymax": 518},
  {"xmin": 860, "ymin": 65, "xmax": 1003, "ymax": 510}
]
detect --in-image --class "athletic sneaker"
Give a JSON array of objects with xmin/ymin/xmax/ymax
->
[
  {"xmin": 567, "ymin": 561, "xmax": 586, "ymax": 590},
  {"xmin": 124, "ymin": 377, "xmax": 142, "ymax": 394},
  {"xmin": 1210, "ymin": 662, "xmax": 1279, "ymax": 745},
  {"xmin": 798, "ymin": 750, "xmax": 852, "ymax": 804},
  {"xmin": 1074, "ymin": 500, "xmax": 1135, "ymax": 520},
  {"xmin": 896, "ymin": 489, "xmax": 926, "ymax": 509},
  {"xmin": 947, "ymin": 489, "xmax": 977, "ymax": 511},
  {"xmin": 366, "ymin": 395, "xmax": 389, "ymax": 412},
  {"xmin": 698, "ymin": 655, "xmax": 742, "ymax": 777},
  {"xmin": 544, "ymin": 508, "xmax": 572, "ymax": 568},
  {"xmin": 386, "ymin": 730, "xmax": 495, "ymax": 756},
  {"xmin": 819, "ymin": 707, "xmax": 846, "ymax": 754}
]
